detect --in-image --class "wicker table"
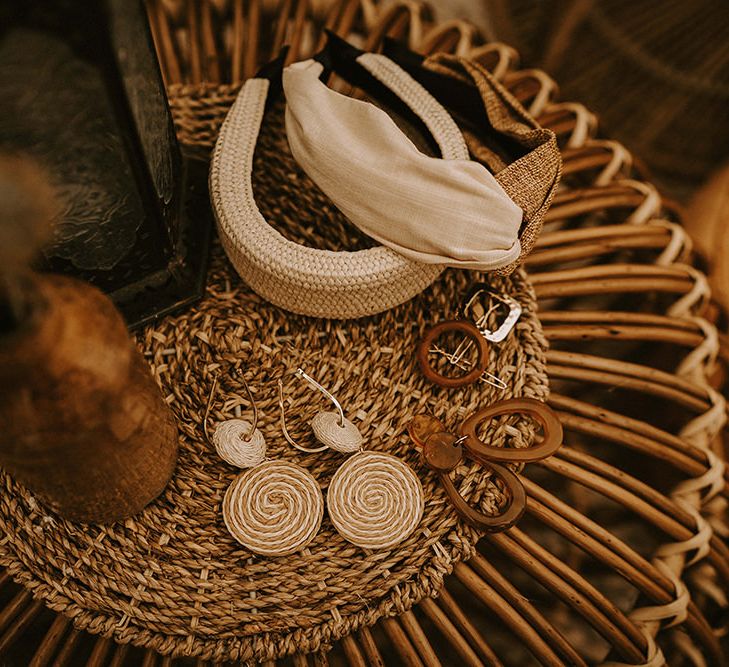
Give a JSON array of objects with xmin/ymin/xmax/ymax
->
[{"xmin": 0, "ymin": 1, "xmax": 726, "ymax": 665}]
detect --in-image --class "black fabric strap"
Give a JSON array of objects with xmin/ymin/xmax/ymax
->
[
  {"xmin": 382, "ymin": 38, "xmax": 528, "ymax": 161},
  {"xmin": 256, "ymin": 34, "xmax": 440, "ymax": 156}
]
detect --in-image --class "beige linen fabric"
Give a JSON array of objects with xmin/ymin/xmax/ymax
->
[{"xmin": 284, "ymin": 58, "xmax": 524, "ymax": 271}]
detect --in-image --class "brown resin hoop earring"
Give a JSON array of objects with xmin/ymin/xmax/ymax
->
[
  {"xmin": 458, "ymin": 398, "xmax": 563, "ymax": 462},
  {"xmin": 408, "ymin": 399, "xmax": 563, "ymax": 531},
  {"xmin": 417, "ymin": 320, "xmax": 490, "ymax": 388},
  {"xmin": 408, "ymin": 416, "xmax": 527, "ymax": 531}
]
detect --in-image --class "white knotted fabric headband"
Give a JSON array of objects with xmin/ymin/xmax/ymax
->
[
  {"xmin": 210, "ymin": 53, "xmax": 471, "ymax": 319},
  {"xmin": 284, "ymin": 59, "xmax": 523, "ymax": 270}
]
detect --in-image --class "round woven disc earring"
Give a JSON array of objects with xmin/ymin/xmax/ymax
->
[
  {"xmin": 205, "ymin": 370, "xmax": 323, "ymax": 557},
  {"xmin": 279, "ymin": 369, "xmax": 424, "ymax": 550}
]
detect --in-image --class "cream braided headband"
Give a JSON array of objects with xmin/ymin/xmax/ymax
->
[{"xmin": 210, "ymin": 52, "xmax": 470, "ymax": 319}]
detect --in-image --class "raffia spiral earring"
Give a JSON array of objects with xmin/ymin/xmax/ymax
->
[
  {"xmin": 204, "ymin": 370, "xmax": 323, "ymax": 557},
  {"xmin": 279, "ymin": 369, "xmax": 424, "ymax": 550}
]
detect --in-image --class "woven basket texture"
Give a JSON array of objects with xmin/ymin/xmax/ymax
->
[
  {"xmin": 0, "ymin": 82, "xmax": 547, "ymax": 666},
  {"xmin": 0, "ymin": 1, "xmax": 727, "ymax": 666}
]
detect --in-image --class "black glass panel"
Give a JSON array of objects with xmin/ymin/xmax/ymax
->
[{"xmin": 0, "ymin": 0, "xmax": 210, "ymax": 328}]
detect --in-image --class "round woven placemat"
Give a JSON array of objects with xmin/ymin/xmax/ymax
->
[{"xmin": 0, "ymin": 101, "xmax": 548, "ymax": 663}]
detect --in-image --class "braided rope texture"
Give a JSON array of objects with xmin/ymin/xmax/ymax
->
[
  {"xmin": 327, "ymin": 451, "xmax": 425, "ymax": 549},
  {"xmin": 2, "ymin": 1, "xmax": 727, "ymax": 662},
  {"xmin": 0, "ymin": 97, "xmax": 548, "ymax": 662},
  {"xmin": 213, "ymin": 419, "xmax": 266, "ymax": 467},
  {"xmin": 310, "ymin": 413, "xmax": 363, "ymax": 453},
  {"xmin": 157, "ymin": 22, "xmax": 729, "ymax": 663},
  {"xmin": 223, "ymin": 460, "xmax": 324, "ymax": 556}
]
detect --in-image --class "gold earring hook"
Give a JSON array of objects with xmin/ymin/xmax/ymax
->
[
  {"xmin": 204, "ymin": 368, "xmax": 259, "ymax": 443},
  {"xmin": 278, "ymin": 367, "xmax": 344, "ymax": 453}
]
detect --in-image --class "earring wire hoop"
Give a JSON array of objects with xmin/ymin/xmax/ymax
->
[
  {"xmin": 278, "ymin": 367, "xmax": 346, "ymax": 453},
  {"xmin": 204, "ymin": 368, "xmax": 259, "ymax": 443}
]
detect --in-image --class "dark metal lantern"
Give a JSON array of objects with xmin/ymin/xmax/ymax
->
[{"xmin": 0, "ymin": 0, "xmax": 211, "ymax": 328}]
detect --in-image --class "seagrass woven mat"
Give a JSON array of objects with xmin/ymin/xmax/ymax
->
[{"xmin": 0, "ymin": 101, "xmax": 548, "ymax": 663}]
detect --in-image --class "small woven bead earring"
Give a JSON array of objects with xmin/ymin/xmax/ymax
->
[
  {"xmin": 279, "ymin": 368, "xmax": 424, "ymax": 550},
  {"xmin": 205, "ymin": 369, "xmax": 323, "ymax": 557}
]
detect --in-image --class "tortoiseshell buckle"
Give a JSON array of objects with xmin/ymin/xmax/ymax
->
[{"xmin": 417, "ymin": 285, "xmax": 522, "ymax": 389}]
